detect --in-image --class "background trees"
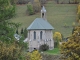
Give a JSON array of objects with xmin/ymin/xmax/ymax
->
[
  {"xmin": 27, "ymin": 2, "xmax": 34, "ymax": 15},
  {"xmin": 33, "ymin": 0, "xmax": 41, "ymax": 12},
  {"xmin": 60, "ymin": 26, "xmax": 80, "ymax": 60}
]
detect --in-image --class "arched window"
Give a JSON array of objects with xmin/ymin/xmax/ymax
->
[
  {"xmin": 42, "ymin": 13, "xmax": 44, "ymax": 18},
  {"xmin": 34, "ymin": 31, "xmax": 36, "ymax": 39},
  {"xmin": 40, "ymin": 31, "xmax": 43, "ymax": 39}
]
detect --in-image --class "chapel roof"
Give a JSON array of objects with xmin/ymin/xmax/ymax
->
[{"xmin": 27, "ymin": 18, "xmax": 54, "ymax": 30}]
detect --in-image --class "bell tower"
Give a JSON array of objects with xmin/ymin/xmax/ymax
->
[{"xmin": 41, "ymin": 6, "xmax": 46, "ymax": 20}]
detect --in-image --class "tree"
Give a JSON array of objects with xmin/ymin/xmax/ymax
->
[
  {"xmin": 33, "ymin": 0, "xmax": 41, "ymax": 12},
  {"xmin": 60, "ymin": 26, "xmax": 80, "ymax": 60},
  {"xmin": 0, "ymin": 0, "xmax": 15, "ymax": 43},
  {"xmin": 53, "ymin": 32, "xmax": 62, "ymax": 41},
  {"xmin": 53, "ymin": 32, "xmax": 62, "ymax": 47},
  {"xmin": 27, "ymin": 2, "xmax": 34, "ymax": 15},
  {"xmin": 23, "ymin": 28, "xmax": 28, "ymax": 38},
  {"xmin": 77, "ymin": 4, "xmax": 80, "ymax": 22},
  {"xmin": 10, "ymin": 0, "xmax": 18, "ymax": 4},
  {"xmin": 39, "ymin": 0, "xmax": 47, "ymax": 6},
  {"xmin": 21, "ymin": 28, "xmax": 23, "ymax": 34}
]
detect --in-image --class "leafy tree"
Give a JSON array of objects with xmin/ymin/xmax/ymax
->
[
  {"xmin": 39, "ymin": 0, "xmax": 46, "ymax": 6},
  {"xmin": 33, "ymin": 0, "xmax": 41, "ymax": 12},
  {"xmin": 53, "ymin": 32, "xmax": 62, "ymax": 41},
  {"xmin": 27, "ymin": 2, "xmax": 34, "ymax": 15},
  {"xmin": 16, "ymin": 29, "xmax": 19, "ymax": 34},
  {"xmin": 60, "ymin": 26, "xmax": 80, "ymax": 60},
  {"xmin": 0, "ymin": 0, "xmax": 15, "ymax": 43},
  {"xmin": 10, "ymin": 0, "xmax": 18, "ymax": 4},
  {"xmin": 53, "ymin": 32, "xmax": 62, "ymax": 47},
  {"xmin": 23, "ymin": 28, "xmax": 28, "ymax": 38},
  {"xmin": 21, "ymin": 28, "xmax": 24, "ymax": 34},
  {"xmin": 77, "ymin": 4, "xmax": 80, "ymax": 22}
]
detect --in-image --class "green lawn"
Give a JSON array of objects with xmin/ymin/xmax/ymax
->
[
  {"xmin": 10, "ymin": 1, "xmax": 77, "ymax": 38},
  {"xmin": 44, "ymin": 48, "xmax": 60, "ymax": 55}
]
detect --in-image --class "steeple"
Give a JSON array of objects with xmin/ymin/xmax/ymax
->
[{"xmin": 41, "ymin": 6, "xmax": 46, "ymax": 20}]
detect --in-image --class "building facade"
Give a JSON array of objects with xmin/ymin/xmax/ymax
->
[{"xmin": 27, "ymin": 6, "xmax": 54, "ymax": 51}]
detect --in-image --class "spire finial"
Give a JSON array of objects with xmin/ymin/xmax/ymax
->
[{"xmin": 41, "ymin": 6, "xmax": 47, "ymax": 20}]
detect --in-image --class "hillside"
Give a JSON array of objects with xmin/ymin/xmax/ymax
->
[{"xmin": 10, "ymin": 1, "xmax": 77, "ymax": 38}]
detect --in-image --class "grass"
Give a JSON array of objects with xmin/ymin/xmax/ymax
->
[
  {"xmin": 10, "ymin": 1, "xmax": 77, "ymax": 38},
  {"xmin": 44, "ymin": 48, "xmax": 60, "ymax": 55}
]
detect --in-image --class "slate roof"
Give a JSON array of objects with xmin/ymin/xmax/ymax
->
[{"xmin": 27, "ymin": 18, "xmax": 54, "ymax": 30}]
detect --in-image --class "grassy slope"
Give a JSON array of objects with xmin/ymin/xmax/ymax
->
[{"xmin": 10, "ymin": 1, "xmax": 77, "ymax": 38}]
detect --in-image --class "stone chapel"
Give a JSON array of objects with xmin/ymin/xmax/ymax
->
[{"xmin": 27, "ymin": 6, "xmax": 54, "ymax": 51}]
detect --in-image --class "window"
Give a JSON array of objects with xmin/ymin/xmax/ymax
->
[
  {"xmin": 42, "ymin": 13, "xmax": 44, "ymax": 18},
  {"xmin": 34, "ymin": 31, "xmax": 36, "ymax": 39},
  {"xmin": 40, "ymin": 31, "xmax": 43, "ymax": 39}
]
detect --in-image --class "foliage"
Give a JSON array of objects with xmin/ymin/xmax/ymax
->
[
  {"xmin": 0, "ymin": 42, "xmax": 23, "ymax": 60},
  {"xmin": 21, "ymin": 28, "xmax": 23, "ymax": 34},
  {"xmin": 77, "ymin": 4, "xmax": 80, "ymax": 22},
  {"xmin": 39, "ymin": 0, "xmax": 47, "ymax": 6},
  {"xmin": 53, "ymin": 32, "xmax": 62, "ymax": 48},
  {"xmin": 39, "ymin": 44, "xmax": 49, "ymax": 51},
  {"xmin": 0, "ymin": 0, "xmax": 15, "ymax": 21},
  {"xmin": 53, "ymin": 32, "xmax": 62, "ymax": 41},
  {"xmin": 10, "ymin": 0, "xmax": 18, "ymax": 4},
  {"xmin": 16, "ymin": 29, "xmax": 18, "ymax": 34},
  {"xmin": 26, "ymin": 50, "xmax": 42, "ymax": 60},
  {"xmin": 0, "ymin": 0, "xmax": 15, "ymax": 43},
  {"xmin": 33, "ymin": 0, "xmax": 41, "ymax": 12},
  {"xmin": 31, "ymin": 50, "xmax": 42, "ymax": 60},
  {"xmin": 15, "ymin": 34, "xmax": 28, "ymax": 50},
  {"xmin": 23, "ymin": 28, "xmax": 28, "ymax": 38},
  {"xmin": 17, "ymin": 0, "xmax": 28, "ymax": 4},
  {"xmin": 60, "ymin": 26, "xmax": 80, "ymax": 60},
  {"xmin": 27, "ymin": 2, "xmax": 34, "ymax": 15}
]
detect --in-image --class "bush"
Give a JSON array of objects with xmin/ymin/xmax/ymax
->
[
  {"xmin": 0, "ymin": 42, "xmax": 23, "ymax": 60},
  {"xmin": 39, "ymin": 44, "xmax": 49, "ymax": 51},
  {"xmin": 21, "ymin": 28, "xmax": 23, "ymax": 34},
  {"xmin": 33, "ymin": 0, "xmax": 41, "ymax": 12},
  {"xmin": 27, "ymin": 2, "xmax": 34, "ymax": 15}
]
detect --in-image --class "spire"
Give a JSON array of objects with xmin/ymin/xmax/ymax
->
[
  {"xmin": 41, "ymin": 6, "xmax": 46, "ymax": 13},
  {"xmin": 41, "ymin": 6, "xmax": 46, "ymax": 20}
]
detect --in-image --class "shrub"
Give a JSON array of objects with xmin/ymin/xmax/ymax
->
[
  {"xmin": 33, "ymin": 0, "xmax": 41, "ymax": 12},
  {"xmin": 23, "ymin": 28, "xmax": 28, "ymax": 38},
  {"xmin": 21, "ymin": 28, "xmax": 24, "ymax": 34},
  {"xmin": 27, "ymin": 2, "xmax": 34, "ymax": 15},
  {"xmin": 39, "ymin": 44, "xmax": 49, "ymax": 51},
  {"xmin": 0, "ymin": 42, "xmax": 23, "ymax": 60}
]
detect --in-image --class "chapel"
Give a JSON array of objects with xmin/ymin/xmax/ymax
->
[{"xmin": 27, "ymin": 6, "xmax": 54, "ymax": 51}]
